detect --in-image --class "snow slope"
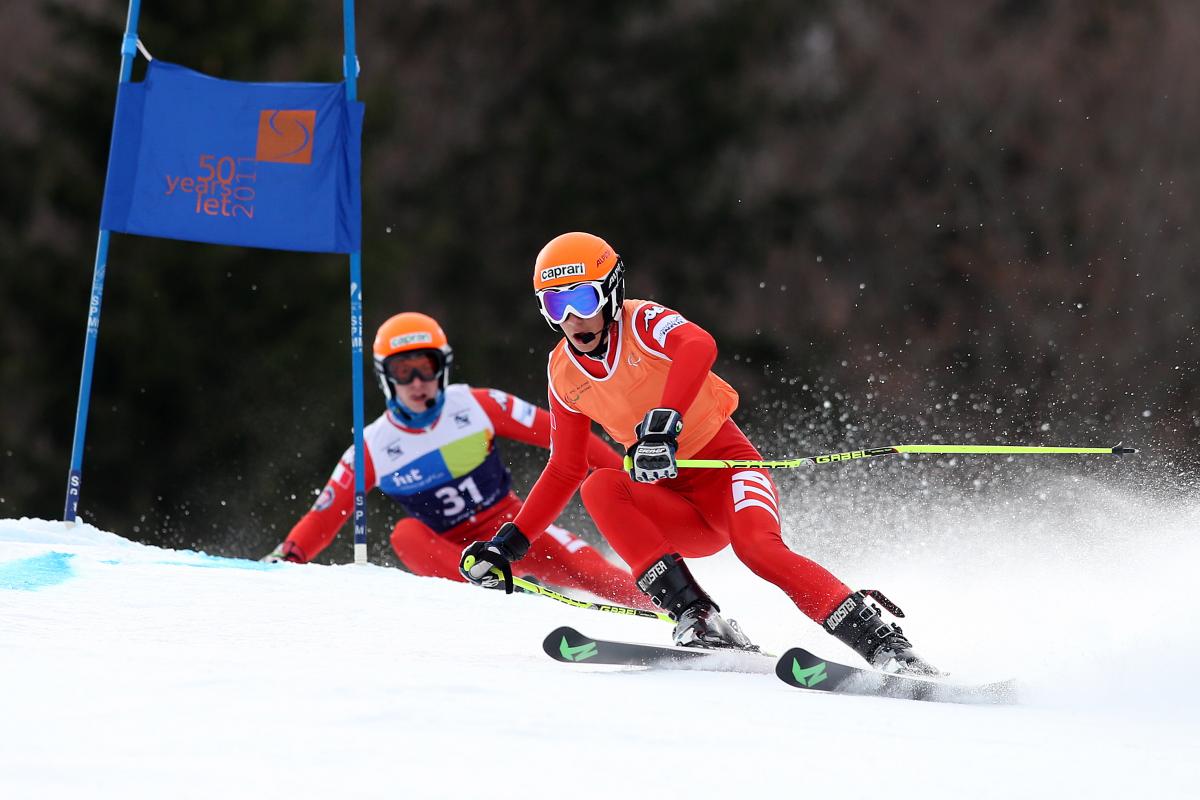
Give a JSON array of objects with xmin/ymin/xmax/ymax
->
[{"xmin": 2, "ymin": 509, "xmax": 1198, "ymax": 800}]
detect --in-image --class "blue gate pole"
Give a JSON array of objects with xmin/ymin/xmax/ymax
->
[
  {"xmin": 64, "ymin": 0, "xmax": 145, "ymax": 523},
  {"xmin": 343, "ymin": 0, "xmax": 368, "ymax": 564}
]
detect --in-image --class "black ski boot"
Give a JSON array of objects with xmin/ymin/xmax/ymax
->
[
  {"xmin": 636, "ymin": 554, "xmax": 757, "ymax": 651},
  {"xmin": 823, "ymin": 590, "xmax": 940, "ymax": 676}
]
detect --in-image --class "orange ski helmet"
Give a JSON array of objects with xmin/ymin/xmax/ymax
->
[
  {"xmin": 533, "ymin": 232, "xmax": 625, "ymax": 330},
  {"xmin": 372, "ymin": 312, "xmax": 454, "ymax": 414}
]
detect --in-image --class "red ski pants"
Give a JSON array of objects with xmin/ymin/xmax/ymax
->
[
  {"xmin": 390, "ymin": 495, "xmax": 646, "ymax": 608},
  {"xmin": 579, "ymin": 421, "xmax": 850, "ymax": 622}
]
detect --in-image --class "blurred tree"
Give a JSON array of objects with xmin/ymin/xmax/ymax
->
[{"xmin": 2, "ymin": 0, "xmax": 1198, "ymax": 557}]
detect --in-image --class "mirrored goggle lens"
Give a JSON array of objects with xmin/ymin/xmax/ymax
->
[
  {"xmin": 539, "ymin": 283, "xmax": 604, "ymax": 324},
  {"xmin": 384, "ymin": 353, "xmax": 442, "ymax": 384}
]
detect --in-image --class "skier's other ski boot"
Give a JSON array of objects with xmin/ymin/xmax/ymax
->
[
  {"xmin": 636, "ymin": 553, "xmax": 759, "ymax": 652},
  {"xmin": 823, "ymin": 590, "xmax": 940, "ymax": 676},
  {"xmin": 672, "ymin": 601, "xmax": 756, "ymax": 650}
]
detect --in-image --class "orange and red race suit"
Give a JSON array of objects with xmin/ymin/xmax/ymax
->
[{"xmin": 514, "ymin": 300, "xmax": 851, "ymax": 622}]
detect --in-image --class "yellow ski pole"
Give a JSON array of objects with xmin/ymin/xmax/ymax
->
[{"xmin": 624, "ymin": 443, "xmax": 1137, "ymax": 471}]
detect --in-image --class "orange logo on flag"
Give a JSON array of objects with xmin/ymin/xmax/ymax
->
[{"xmin": 256, "ymin": 110, "xmax": 316, "ymax": 164}]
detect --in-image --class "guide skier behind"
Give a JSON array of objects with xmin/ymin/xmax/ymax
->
[
  {"xmin": 265, "ymin": 311, "xmax": 645, "ymax": 608},
  {"xmin": 459, "ymin": 233, "xmax": 937, "ymax": 675}
]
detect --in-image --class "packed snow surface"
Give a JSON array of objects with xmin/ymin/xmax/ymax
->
[{"xmin": 2, "ymin": 499, "xmax": 1198, "ymax": 799}]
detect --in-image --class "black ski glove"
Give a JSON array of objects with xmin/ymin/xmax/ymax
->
[
  {"xmin": 458, "ymin": 522, "xmax": 531, "ymax": 594},
  {"xmin": 626, "ymin": 408, "xmax": 683, "ymax": 483}
]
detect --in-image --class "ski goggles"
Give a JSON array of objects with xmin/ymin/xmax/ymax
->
[
  {"xmin": 537, "ymin": 281, "xmax": 607, "ymax": 325},
  {"xmin": 382, "ymin": 351, "xmax": 444, "ymax": 385}
]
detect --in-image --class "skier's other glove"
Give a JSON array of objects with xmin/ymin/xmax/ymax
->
[
  {"xmin": 626, "ymin": 408, "xmax": 683, "ymax": 483},
  {"xmin": 459, "ymin": 522, "xmax": 531, "ymax": 594},
  {"xmin": 260, "ymin": 541, "xmax": 305, "ymax": 563}
]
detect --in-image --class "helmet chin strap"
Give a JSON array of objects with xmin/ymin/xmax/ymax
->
[{"xmin": 388, "ymin": 391, "xmax": 445, "ymax": 429}]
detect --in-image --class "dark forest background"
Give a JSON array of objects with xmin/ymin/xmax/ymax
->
[{"xmin": 2, "ymin": 0, "xmax": 1197, "ymax": 563}]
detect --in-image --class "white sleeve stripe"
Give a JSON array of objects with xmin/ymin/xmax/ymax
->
[
  {"xmin": 651, "ymin": 314, "xmax": 687, "ymax": 347},
  {"xmin": 511, "ymin": 398, "xmax": 537, "ymax": 427}
]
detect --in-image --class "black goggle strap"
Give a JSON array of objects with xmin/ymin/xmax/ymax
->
[{"xmin": 603, "ymin": 257, "xmax": 624, "ymax": 317}]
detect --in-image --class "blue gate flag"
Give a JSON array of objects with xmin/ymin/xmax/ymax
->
[{"xmin": 101, "ymin": 60, "xmax": 363, "ymax": 253}]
